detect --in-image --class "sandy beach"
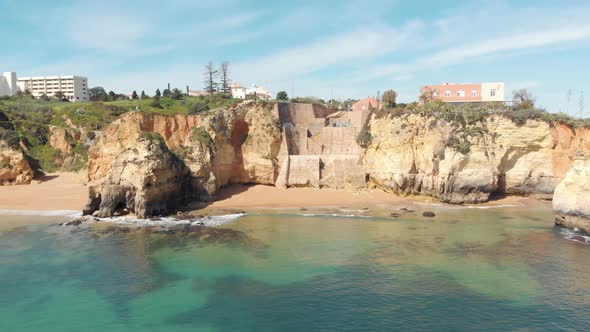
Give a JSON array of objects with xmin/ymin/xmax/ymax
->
[
  {"xmin": 0, "ymin": 172, "xmax": 545, "ymax": 216},
  {"xmin": 0, "ymin": 172, "xmax": 87, "ymax": 211}
]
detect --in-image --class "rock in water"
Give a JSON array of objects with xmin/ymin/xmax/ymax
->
[
  {"xmin": 83, "ymin": 133, "xmax": 191, "ymax": 218},
  {"xmin": 553, "ymin": 155, "xmax": 590, "ymax": 233},
  {"xmin": 422, "ymin": 211, "xmax": 436, "ymax": 218}
]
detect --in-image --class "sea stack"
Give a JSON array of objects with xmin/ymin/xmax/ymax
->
[{"xmin": 553, "ymin": 152, "xmax": 590, "ymax": 233}]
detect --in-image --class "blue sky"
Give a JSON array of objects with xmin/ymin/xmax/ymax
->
[{"xmin": 2, "ymin": 0, "xmax": 590, "ymax": 115}]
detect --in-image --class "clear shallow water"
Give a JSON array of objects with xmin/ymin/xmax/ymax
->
[{"xmin": 1, "ymin": 207, "xmax": 590, "ymax": 331}]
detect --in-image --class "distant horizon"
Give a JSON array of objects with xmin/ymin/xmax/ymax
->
[{"xmin": 2, "ymin": 0, "xmax": 590, "ymax": 115}]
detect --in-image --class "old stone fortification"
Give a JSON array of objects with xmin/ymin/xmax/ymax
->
[
  {"xmin": 364, "ymin": 113, "xmax": 590, "ymax": 204},
  {"xmin": 274, "ymin": 103, "xmax": 366, "ymax": 189}
]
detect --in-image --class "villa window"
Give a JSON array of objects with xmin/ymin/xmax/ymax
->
[
  {"xmin": 471, "ymin": 90, "xmax": 477, "ymax": 97},
  {"xmin": 490, "ymin": 89, "xmax": 496, "ymax": 97},
  {"xmin": 457, "ymin": 91, "xmax": 465, "ymax": 97},
  {"xmin": 433, "ymin": 91, "xmax": 438, "ymax": 97},
  {"xmin": 445, "ymin": 91, "xmax": 451, "ymax": 97}
]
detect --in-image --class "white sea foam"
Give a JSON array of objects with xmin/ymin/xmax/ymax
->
[
  {"xmin": 93, "ymin": 213, "xmax": 246, "ymax": 227},
  {"xmin": 560, "ymin": 228, "xmax": 590, "ymax": 245},
  {"xmin": 338, "ymin": 209, "xmax": 368, "ymax": 213},
  {"xmin": 298, "ymin": 213, "xmax": 373, "ymax": 219},
  {"xmin": 0, "ymin": 209, "xmax": 82, "ymax": 217},
  {"xmin": 414, "ymin": 202, "xmax": 522, "ymax": 210}
]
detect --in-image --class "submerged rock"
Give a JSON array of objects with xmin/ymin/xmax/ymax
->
[{"xmin": 422, "ymin": 211, "xmax": 436, "ymax": 218}]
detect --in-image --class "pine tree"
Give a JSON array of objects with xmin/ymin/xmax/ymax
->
[
  {"xmin": 220, "ymin": 61, "xmax": 231, "ymax": 93},
  {"xmin": 155, "ymin": 89, "xmax": 161, "ymax": 98},
  {"xmin": 141, "ymin": 90, "xmax": 147, "ymax": 99},
  {"xmin": 203, "ymin": 61, "xmax": 219, "ymax": 94},
  {"xmin": 132, "ymin": 90, "xmax": 138, "ymax": 100}
]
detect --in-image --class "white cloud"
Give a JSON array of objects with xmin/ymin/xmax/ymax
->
[
  {"xmin": 418, "ymin": 25, "xmax": 590, "ymax": 67},
  {"xmin": 232, "ymin": 21, "xmax": 423, "ymax": 83}
]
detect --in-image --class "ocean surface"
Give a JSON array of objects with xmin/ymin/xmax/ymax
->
[{"xmin": 1, "ymin": 205, "xmax": 590, "ymax": 331}]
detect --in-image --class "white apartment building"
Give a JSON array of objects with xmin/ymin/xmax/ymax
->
[
  {"xmin": 0, "ymin": 72, "xmax": 18, "ymax": 97},
  {"xmin": 17, "ymin": 75, "xmax": 89, "ymax": 102},
  {"xmin": 230, "ymin": 83, "xmax": 271, "ymax": 100}
]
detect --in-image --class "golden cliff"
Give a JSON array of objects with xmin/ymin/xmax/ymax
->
[
  {"xmin": 363, "ymin": 112, "xmax": 590, "ymax": 204},
  {"xmin": 0, "ymin": 140, "xmax": 34, "ymax": 185},
  {"xmin": 81, "ymin": 103, "xmax": 590, "ymax": 224},
  {"xmin": 553, "ymin": 153, "xmax": 590, "ymax": 233},
  {"xmin": 83, "ymin": 103, "xmax": 282, "ymax": 217}
]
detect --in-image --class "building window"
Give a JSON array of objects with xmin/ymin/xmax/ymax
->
[
  {"xmin": 471, "ymin": 90, "xmax": 477, "ymax": 97},
  {"xmin": 433, "ymin": 91, "xmax": 438, "ymax": 97},
  {"xmin": 490, "ymin": 89, "xmax": 496, "ymax": 97},
  {"xmin": 445, "ymin": 91, "xmax": 451, "ymax": 97},
  {"xmin": 457, "ymin": 91, "xmax": 465, "ymax": 97}
]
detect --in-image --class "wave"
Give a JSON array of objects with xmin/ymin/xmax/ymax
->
[
  {"xmin": 297, "ymin": 213, "xmax": 374, "ymax": 219},
  {"xmin": 414, "ymin": 202, "xmax": 522, "ymax": 210},
  {"xmin": 0, "ymin": 209, "xmax": 82, "ymax": 217},
  {"xmin": 92, "ymin": 213, "xmax": 246, "ymax": 227},
  {"xmin": 560, "ymin": 228, "xmax": 590, "ymax": 245}
]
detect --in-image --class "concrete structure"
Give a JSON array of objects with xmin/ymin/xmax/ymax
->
[
  {"xmin": 188, "ymin": 90, "xmax": 209, "ymax": 97},
  {"xmin": 274, "ymin": 103, "xmax": 366, "ymax": 190},
  {"xmin": 420, "ymin": 82, "xmax": 505, "ymax": 104},
  {"xmin": 230, "ymin": 83, "xmax": 271, "ymax": 100},
  {"xmin": 0, "ymin": 72, "xmax": 18, "ymax": 97},
  {"xmin": 17, "ymin": 75, "xmax": 89, "ymax": 102},
  {"xmin": 352, "ymin": 97, "xmax": 379, "ymax": 111}
]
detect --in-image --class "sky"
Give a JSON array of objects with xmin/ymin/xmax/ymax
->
[{"xmin": 2, "ymin": 0, "xmax": 590, "ymax": 115}]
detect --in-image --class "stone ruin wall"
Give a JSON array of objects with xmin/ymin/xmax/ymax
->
[{"xmin": 274, "ymin": 103, "xmax": 366, "ymax": 189}]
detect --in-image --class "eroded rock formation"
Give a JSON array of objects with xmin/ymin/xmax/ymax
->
[
  {"xmin": 363, "ymin": 113, "xmax": 590, "ymax": 204},
  {"xmin": 553, "ymin": 154, "xmax": 590, "ymax": 233},
  {"xmin": 84, "ymin": 103, "xmax": 283, "ymax": 217},
  {"xmin": 0, "ymin": 140, "xmax": 34, "ymax": 185},
  {"xmin": 83, "ymin": 134, "xmax": 191, "ymax": 218}
]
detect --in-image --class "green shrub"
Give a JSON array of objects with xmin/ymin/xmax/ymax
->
[
  {"xmin": 0, "ymin": 129, "xmax": 20, "ymax": 148},
  {"xmin": 139, "ymin": 131, "xmax": 165, "ymax": 145},
  {"xmin": 189, "ymin": 127, "xmax": 215, "ymax": 151},
  {"xmin": 188, "ymin": 100, "xmax": 209, "ymax": 115},
  {"xmin": 149, "ymin": 98, "xmax": 163, "ymax": 109}
]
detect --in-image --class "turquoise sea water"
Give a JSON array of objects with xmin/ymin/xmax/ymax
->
[{"xmin": 1, "ymin": 206, "xmax": 589, "ymax": 331}]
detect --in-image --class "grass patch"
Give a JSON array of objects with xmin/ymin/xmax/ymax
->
[{"xmin": 28, "ymin": 145, "xmax": 62, "ymax": 172}]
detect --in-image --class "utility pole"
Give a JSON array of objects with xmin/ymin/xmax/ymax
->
[
  {"xmin": 566, "ymin": 89, "xmax": 572, "ymax": 114},
  {"xmin": 580, "ymin": 90, "xmax": 584, "ymax": 119},
  {"xmin": 186, "ymin": 85, "xmax": 190, "ymax": 113}
]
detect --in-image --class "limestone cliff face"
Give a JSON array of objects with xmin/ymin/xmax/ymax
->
[
  {"xmin": 83, "ymin": 135, "xmax": 191, "ymax": 218},
  {"xmin": 0, "ymin": 141, "xmax": 34, "ymax": 185},
  {"xmin": 363, "ymin": 113, "xmax": 589, "ymax": 204},
  {"xmin": 84, "ymin": 103, "xmax": 283, "ymax": 217},
  {"xmin": 553, "ymin": 155, "xmax": 590, "ymax": 233}
]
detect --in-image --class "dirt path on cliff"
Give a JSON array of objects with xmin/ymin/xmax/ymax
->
[{"xmin": 0, "ymin": 172, "xmax": 87, "ymax": 211}]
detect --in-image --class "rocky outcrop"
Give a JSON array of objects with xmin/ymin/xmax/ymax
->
[
  {"xmin": 363, "ymin": 113, "xmax": 590, "ymax": 204},
  {"xmin": 83, "ymin": 134, "xmax": 191, "ymax": 218},
  {"xmin": 0, "ymin": 140, "xmax": 34, "ymax": 185},
  {"xmin": 553, "ymin": 154, "xmax": 590, "ymax": 233},
  {"xmin": 84, "ymin": 103, "xmax": 283, "ymax": 217}
]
